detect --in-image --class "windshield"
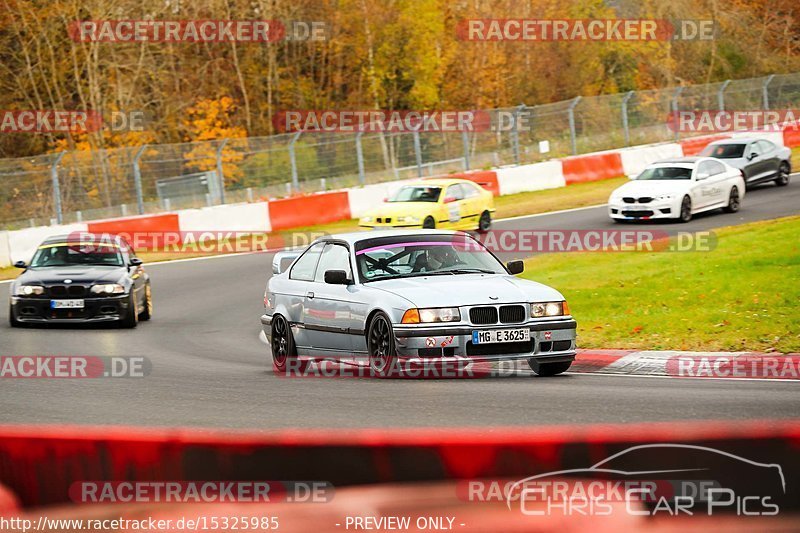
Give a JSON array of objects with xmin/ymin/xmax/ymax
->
[
  {"xmin": 387, "ymin": 186, "xmax": 442, "ymax": 203},
  {"xmin": 30, "ymin": 244, "xmax": 124, "ymax": 267},
  {"xmin": 701, "ymin": 144, "xmax": 746, "ymax": 159},
  {"xmin": 355, "ymin": 235, "xmax": 506, "ymax": 282},
  {"xmin": 636, "ymin": 166, "xmax": 693, "ymax": 180}
]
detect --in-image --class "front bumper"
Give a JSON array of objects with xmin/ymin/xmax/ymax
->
[
  {"xmin": 10, "ymin": 295, "xmax": 131, "ymax": 323},
  {"xmin": 608, "ymin": 200, "xmax": 677, "ymax": 220},
  {"xmin": 393, "ymin": 318, "xmax": 577, "ymax": 364}
]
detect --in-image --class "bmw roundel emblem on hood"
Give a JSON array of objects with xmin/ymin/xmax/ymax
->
[{"xmin": 489, "ymin": 295, "xmax": 499, "ymax": 300}]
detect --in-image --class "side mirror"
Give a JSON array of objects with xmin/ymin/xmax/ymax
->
[
  {"xmin": 272, "ymin": 250, "xmax": 301, "ymax": 274},
  {"xmin": 129, "ymin": 257, "xmax": 143, "ymax": 267},
  {"xmin": 506, "ymin": 260, "xmax": 524, "ymax": 275},
  {"xmin": 748, "ymin": 152, "xmax": 759, "ymax": 161},
  {"xmin": 696, "ymin": 172, "xmax": 710, "ymax": 181},
  {"xmin": 13, "ymin": 261, "xmax": 27, "ymax": 269},
  {"xmin": 443, "ymin": 196, "xmax": 457, "ymax": 203},
  {"xmin": 324, "ymin": 269, "xmax": 350, "ymax": 285}
]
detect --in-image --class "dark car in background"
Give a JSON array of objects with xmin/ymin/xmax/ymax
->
[
  {"xmin": 9, "ymin": 233, "xmax": 152, "ymax": 328},
  {"xmin": 700, "ymin": 137, "xmax": 792, "ymax": 189}
]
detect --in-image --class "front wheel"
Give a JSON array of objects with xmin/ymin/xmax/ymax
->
[
  {"xmin": 271, "ymin": 315, "xmax": 296, "ymax": 374},
  {"xmin": 678, "ymin": 196, "xmax": 692, "ymax": 223},
  {"xmin": 477, "ymin": 210, "xmax": 492, "ymax": 232},
  {"xmin": 422, "ymin": 216, "xmax": 435, "ymax": 229},
  {"xmin": 528, "ymin": 359, "xmax": 572, "ymax": 376},
  {"xmin": 723, "ymin": 186, "xmax": 740, "ymax": 213},
  {"xmin": 139, "ymin": 283, "xmax": 153, "ymax": 320},
  {"xmin": 775, "ymin": 162, "xmax": 790, "ymax": 186},
  {"xmin": 368, "ymin": 312, "xmax": 397, "ymax": 378}
]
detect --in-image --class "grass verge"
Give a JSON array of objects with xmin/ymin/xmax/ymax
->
[{"xmin": 520, "ymin": 216, "xmax": 800, "ymax": 353}]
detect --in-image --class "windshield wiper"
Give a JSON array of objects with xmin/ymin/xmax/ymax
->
[{"xmin": 445, "ymin": 268, "xmax": 497, "ymax": 274}]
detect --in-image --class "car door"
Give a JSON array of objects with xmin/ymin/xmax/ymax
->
[
  {"xmin": 695, "ymin": 160, "xmax": 727, "ymax": 209},
  {"xmin": 459, "ymin": 182, "xmax": 483, "ymax": 226},
  {"xmin": 442, "ymin": 184, "xmax": 467, "ymax": 228},
  {"xmin": 303, "ymin": 242, "xmax": 357, "ymax": 358},
  {"xmin": 756, "ymin": 140, "xmax": 781, "ymax": 180},
  {"xmin": 285, "ymin": 242, "xmax": 325, "ymax": 351},
  {"xmin": 744, "ymin": 141, "xmax": 773, "ymax": 184}
]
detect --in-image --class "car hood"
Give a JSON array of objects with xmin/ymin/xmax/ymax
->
[
  {"xmin": 611, "ymin": 179, "xmax": 691, "ymax": 197},
  {"xmin": 16, "ymin": 266, "xmax": 125, "ymax": 285},
  {"xmin": 370, "ymin": 274, "xmax": 564, "ymax": 307}
]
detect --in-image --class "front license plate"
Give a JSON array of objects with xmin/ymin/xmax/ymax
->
[
  {"xmin": 472, "ymin": 328, "xmax": 530, "ymax": 344},
  {"xmin": 51, "ymin": 299, "xmax": 84, "ymax": 309}
]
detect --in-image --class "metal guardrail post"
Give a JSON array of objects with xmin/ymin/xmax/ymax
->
[
  {"xmin": 355, "ymin": 132, "xmax": 366, "ymax": 185},
  {"xmin": 132, "ymin": 145, "xmax": 147, "ymax": 214},
  {"xmin": 289, "ymin": 131, "xmax": 302, "ymax": 192},
  {"xmin": 50, "ymin": 152, "xmax": 66, "ymax": 224},
  {"xmin": 762, "ymin": 74, "xmax": 775, "ymax": 110},
  {"xmin": 621, "ymin": 91, "xmax": 634, "ymax": 146},
  {"xmin": 568, "ymin": 96, "xmax": 581, "ymax": 155},
  {"xmin": 512, "ymin": 104, "xmax": 525, "ymax": 165},
  {"xmin": 413, "ymin": 131, "xmax": 423, "ymax": 177},
  {"xmin": 215, "ymin": 138, "xmax": 229, "ymax": 204},
  {"xmin": 717, "ymin": 79, "xmax": 731, "ymax": 111},
  {"xmin": 672, "ymin": 87, "xmax": 685, "ymax": 141},
  {"xmin": 461, "ymin": 129, "xmax": 470, "ymax": 171}
]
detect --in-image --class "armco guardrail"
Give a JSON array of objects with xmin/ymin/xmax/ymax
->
[
  {"xmin": 1, "ymin": 126, "xmax": 797, "ymax": 266},
  {"xmin": 0, "ymin": 420, "xmax": 797, "ymax": 510},
  {"xmin": 2, "ymin": 73, "xmax": 799, "ymax": 229}
]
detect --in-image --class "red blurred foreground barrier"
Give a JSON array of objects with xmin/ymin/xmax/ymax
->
[{"xmin": 0, "ymin": 420, "xmax": 797, "ymax": 510}]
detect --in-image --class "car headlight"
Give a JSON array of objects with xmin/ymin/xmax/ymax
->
[
  {"xmin": 90, "ymin": 283, "xmax": 126, "ymax": 295},
  {"xmin": 531, "ymin": 301, "xmax": 569, "ymax": 318},
  {"xmin": 360, "ymin": 216, "xmax": 373, "ymax": 223},
  {"xmin": 17, "ymin": 285, "xmax": 44, "ymax": 296},
  {"xmin": 401, "ymin": 307, "xmax": 461, "ymax": 323}
]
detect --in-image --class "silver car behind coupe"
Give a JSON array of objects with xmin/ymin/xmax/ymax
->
[{"xmin": 261, "ymin": 230, "xmax": 577, "ymax": 377}]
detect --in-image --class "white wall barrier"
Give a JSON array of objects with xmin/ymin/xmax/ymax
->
[
  {"xmin": 177, "ymin": 201, "xmax": 272, "ymax": 234},
  {"xmin": 495, "ymin": 160, "xmax": 565, "ymax": 196},
  {"xmin": 620, "ymin": 143, "xmax": 683, "ymax": 178},
  {"xmin": 0, "ymin": 231, "xmax": 10, "ymax": 267},
  {"xmin": 8, "ymin": 223, "xmax": 88, "ymax": 264}
]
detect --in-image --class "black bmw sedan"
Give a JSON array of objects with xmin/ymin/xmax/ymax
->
[{"xmin": 9, "ymin": 233, "xmax": 152, "ymax": 327}]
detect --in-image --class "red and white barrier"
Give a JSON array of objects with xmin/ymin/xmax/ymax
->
[{"xmin": 2, "ymin": 128, "xmax": 796, "ymax": 265}]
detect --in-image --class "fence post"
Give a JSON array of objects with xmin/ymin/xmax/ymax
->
[
  {"xmin": 461, "ymin": 129, "xmax": 470, "ymax": 171},
  {"xmin": 512, "ymin": 104, "xmax": 525, "ymax": 165},
  {"xmin": 672, "ymin": 87, "xmax": 684, "ymax": 141},
  {"xmin": 132, "ymin": 145, "xmax": 147, "ymax": 214},
  {"xmin": 568, "ymin": 96, "xmax": 581, "ymax": 155},
  {"xmin": 762, "ymin": 74, "xmax": 775, "ymax": 110},
  {"xmin": 50, "ymin": 152, "xmax": 66, "ymax": 225},
  {"xmin": 717, "ymin": 79, "xmax": 731, "ymax": 111},
  {"xmin": 621, "ymin": 91, "xmax": 634, "ymax": 146},
  {"xmin": 215, "ymin": 138, "xmax": 229, "ymax": 204},
  {"xmin": 289, "ymin": 131, "xmax": 302, "ymax": 192},
  {"xmin": 413, "ymin": 131, "xmax": 423, "ymax": 177},
  {"xmin": 355, "ymin": 132, "xmax": 366, "ymax": 185}
]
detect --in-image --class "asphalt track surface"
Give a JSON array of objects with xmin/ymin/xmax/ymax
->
[{"xmin": 1, "ymin": 178, "xmax": 799, "ymax": 429}]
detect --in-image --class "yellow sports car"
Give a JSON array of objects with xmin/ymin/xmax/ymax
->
[{"xmin": 358, "ymin": 178, "xmax": 495, "ymax": 231}]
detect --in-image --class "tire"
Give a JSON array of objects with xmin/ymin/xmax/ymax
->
[
  {"xmin": 119, "ymin": 291, "xmax": 139, "ymax": 328},
  {"xmin": 723, "ymin": 186, "xmax": 740, "ymax": 213},
  {"xmin": 775, "ymin": 162, "xmax": 790, "ymax": 186},
  {"xmin": 678, "ymin": 196, "xmax": 692, "ymax": 223},
  {"xmin": 477, "ymin": 210, "xmax": 492, "ymax": 232},
  {"xmin": 270, "ymin": 314, "xmax": 296, "ymax": 374},
  {"xmin": 422, "ymin": 216, "xmax": 435, "ymax": 229},
  {"xmin": 367, "ymin": 312, "xmax": 397, "ymax": 378},
  {"xmin": 138, "ymin": 283, "xmax": 153, "ymax": 321},
  {"xmin": 528, "ymin": 359, "xmax": 572, "ymax": 377}
]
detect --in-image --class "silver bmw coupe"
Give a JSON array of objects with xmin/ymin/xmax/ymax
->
[{"xmin": 261, "ymin": 230, "xmax": 577, "ymax": 377}]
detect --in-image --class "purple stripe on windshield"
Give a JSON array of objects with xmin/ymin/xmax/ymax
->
[{"xmin": 356, "ymin": 241, "xmax": 457, "ymax": 255}]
